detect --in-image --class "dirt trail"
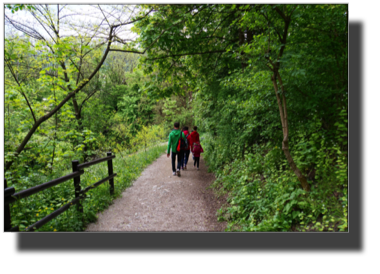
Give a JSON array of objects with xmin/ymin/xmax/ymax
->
[{"xmin": 85, "ymin": 153, "xmax": 226, "ymax": 231}]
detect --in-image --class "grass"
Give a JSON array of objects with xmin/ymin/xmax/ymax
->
[{"xmin": 9, "ymin": 144, "xmax": 167, "ymax": 231}]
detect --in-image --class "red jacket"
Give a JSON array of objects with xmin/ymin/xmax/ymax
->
[
  {"xmin": 183, "ymin": 130, "xmax": 191, "ymax": 150},
  {"xmin": 192, "ymin": 142, "xmax": 203, "ymax": 157},
  {"xmin": 190, "ymin": 131, "xmax": 199, "ymax": 151}
]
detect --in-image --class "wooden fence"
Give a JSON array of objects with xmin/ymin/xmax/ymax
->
[{"xmin": 4, "ymin": 152, "xmax": 117, "ymax": 232}]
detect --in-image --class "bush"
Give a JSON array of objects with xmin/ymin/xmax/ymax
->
[{"xmin": 9, "ymin": 144, "xmax": 166, "ymax": 231}]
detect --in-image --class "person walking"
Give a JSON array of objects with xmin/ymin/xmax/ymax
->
[
  {"xmin": 181, "ymin": 126, "xmax": 191, "ymax": 170},
  {"xmin": 190, "ymin": 126, "xmax": 200, "ymax": 163},
  {"xmin": 192, "ymin": 141, "xmax": 203, "ymax": 170},
  {"xmin": 167, "ymin": 122, "xmax": 186, "ymax": 176},
  {"xmin": 190, "ymin": 126, "xmax": 200, "ymax": 151}
]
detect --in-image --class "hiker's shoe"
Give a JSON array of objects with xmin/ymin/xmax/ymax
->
[
  {"xmin": 184, "ymin": 165, "xmax": 187, "ymax": 170},
  {"xmin": 173, "ymin": 172, "xmax": 177, "ymax": 176},
  {"xmin": 177, "ymin": 169, "xmax": 181, "ymax": 177},
  {"xmin": 197, "ymin": 167, "xmax": 199, "ymax": 170}
]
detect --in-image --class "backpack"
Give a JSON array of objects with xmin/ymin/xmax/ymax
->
[
  {"xmin": 184, "ymin": 133, "xmax": 190, "ymax": 150},
  {"xmin": 193, "ymin": 142, "xmax": 204, "ymax": 154},
  {"xmin": 176, "ymin": 131, "xmax": 188, "ymax": 152}
]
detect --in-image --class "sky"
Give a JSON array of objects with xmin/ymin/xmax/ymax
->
[{"xmin": 4, "ymin": 4, "xmax": 140, "ymax": 42}]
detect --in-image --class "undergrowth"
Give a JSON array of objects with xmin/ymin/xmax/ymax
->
[
  {"xmin": 9, "ymin": 144, "xmax": 166, "ymax": 231},
  {"xmin": 203, "ymin": 111, "xmax": 348, "ymax": 232}
]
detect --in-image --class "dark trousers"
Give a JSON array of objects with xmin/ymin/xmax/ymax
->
[
  {"xmin": 182, "ymin": 150, "xmax": 190, "ymax": 167},
  {"xmin": 194, "ymin": 156, "xmax": 200, "ymax": 168},
  {"xmin": 172, "ymin": 151, "xmax": 183, "ymax": 172}
]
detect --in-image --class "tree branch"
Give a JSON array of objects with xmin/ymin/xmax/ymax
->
[
  {"xmin": 5, "ymin": 15, "xmax": 45, "ymax": 40},
  {"xmin": 30, "ymin": 9, "xmax": 57, "ymax": 44},
  {"xmin": 5, "ymin": 58, "xmax": 37, "ymax": 124},
  {"xmin": 79, "ymin": 89, "xmax": 98, "ymax": 114},
  {"xmin": 112, "ymin": 8, "xmax": 154, "ymax": 28},
  {"xmin": 146, "ymin": 50, "xmax": 226, "ymax": 61},
  {"xmin": 289, "ymin": 4, "xmax": 298, "ymax": 17},
  {"xmin": 98, "ymin": 4, "xmax": 111, "ymax": 28},
  {"xmin": 5, "ymin": 25, "xmax": 116, "ymax": 171},
  {"xmin": 109, "ymin": 49, "xmax": 145, "ymax": 54},
  {"xmin": 274, "ymin": 6, "xmax": 287, "ymax": 21}
]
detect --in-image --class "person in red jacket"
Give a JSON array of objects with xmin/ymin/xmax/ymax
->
[
  {"xmin": 190, "ymin": 126, "xmax": 200, "ymax": 151},
  {"xmin": 181, "ymin": 126, "xmax": 192, "ymax": 170},
  {"xmin": 190, "ymin": 126, "xmax": 201, "ymax": 168},
  {"xmin": 192, "ymin": 141, "xmax": 203, "ymax": 170}
]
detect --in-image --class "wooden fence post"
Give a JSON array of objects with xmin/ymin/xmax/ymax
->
[
  {"xmin": 72, "ymin": 160, "xmax": 83, "ymax": 214},
  {"xmin": 107, "ymin": 152, "xmax": 115, "ymax": 195},
  {"xmin": 4, "ymin": 179, "xmax": 12, "ymax": 231}
]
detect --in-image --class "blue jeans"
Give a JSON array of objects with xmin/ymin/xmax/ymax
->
[
  {"xmin": 171, "ymin": 152, "xmax": 183, "ymax": 172},
  {"xmin": 182, "ymin": 150, "xmax": 190, "ymax": 167}
]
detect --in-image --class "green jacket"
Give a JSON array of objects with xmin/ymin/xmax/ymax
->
[{"xmin": 167, "ymin": 129, "xmax": 185, "ymax": 154}]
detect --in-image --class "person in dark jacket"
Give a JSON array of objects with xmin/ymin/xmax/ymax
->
[
  {"xmin": 181, "ymin": 126, "xmax": 191, "ymax": 170},
  {"xmin": 167, "ymin": 122, "xmax": 186, "ymax": 176}
]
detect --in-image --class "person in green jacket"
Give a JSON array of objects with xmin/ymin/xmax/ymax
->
[{"xmin": 167, "ymin": 122, "xmax": 186, "ymax": 177}]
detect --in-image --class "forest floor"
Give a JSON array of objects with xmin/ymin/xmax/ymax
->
[{"xmin": 85, "ymin": 153, "xmax": 227, "ymax": 231}]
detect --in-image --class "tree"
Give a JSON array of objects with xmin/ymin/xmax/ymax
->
[
  {"xmin": 131, "ymin": 4, "xmax": 347, "ymax": 191},
  {"xmin": 4, "ymin": 4, "xmax": 156, "ymax": 171}
]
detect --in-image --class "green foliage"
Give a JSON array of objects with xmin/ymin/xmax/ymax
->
[
  {"xmin": 134, "ymin": 4, "xmax": 347, "ymax": 231},
  {"xmin": 212, "ymin": 139, "xmax": 347, "ymax": 232},
  {"xmin": 9, "ymin": 144, "xmax": 166, "ymax": 231},
  {"xmin": 131, "ymin": 124, "xmax": 166, "ymax": 152},
  {"xmin": 162, "ymin": 96, "xmax": 194, "ymax": 131},
  {"xmin": 5, "ymin": 4, "xmax": 35, "ymax": 13},
  {"xmin": 202, "ymin": 101, "xmax": 348, "ymax": 231},
  {"xmin": 116, "ymin": 82, "xmax": 155, "ymax": 137},
  {"xmin": 5, "ymin": 4, "xmax": 348, "ymax": 232}
]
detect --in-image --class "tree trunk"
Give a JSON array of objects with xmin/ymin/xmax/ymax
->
[
  {"xmin": 262, "ymin": 6, "xmax": 310, "ymax": 191},
  {"xmin": 72, "ymin": 95, "xmax": 84, "ymax": 144},
  {"xmin": 50, "ymin": 111, "xmax": 58, "ymax": 173},
  {"xmin": 246, "ymin": 28, "xmax": 253, "ymax": 44},
  {"xmin": 271, "ymin": 71, "xmax": 310, "ymax": 192},
  {"xmin": 5, "ymin": 30, "xmax": 114, "ymax": 172},
  {"xmin": 242, "ymin": 143, "xmax": 246, "ymax": 160},
  {"xmin": 238, "ymin": 28, "xmax": 247, "ymax": 70}
]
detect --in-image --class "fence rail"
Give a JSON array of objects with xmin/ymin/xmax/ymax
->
[
  {"xmin": 4, "ymin": 152, "xmax": 117, "ymax": 232},
  {"xmin": 5, "ymin": 170, "xmax": 84, "ymax": 206},
  {"xmin": 77, "ymin": 154, "xmax": 115, "ymax": 170}
]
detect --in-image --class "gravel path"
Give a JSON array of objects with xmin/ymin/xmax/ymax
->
[{"xmin": 85, "ymin": 153, "xmax": 226, "ymax": 231}]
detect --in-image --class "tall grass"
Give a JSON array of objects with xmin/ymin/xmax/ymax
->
[{"xmin": 9, "ymin": 144, "xmax": 166, "ymax": 231}]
